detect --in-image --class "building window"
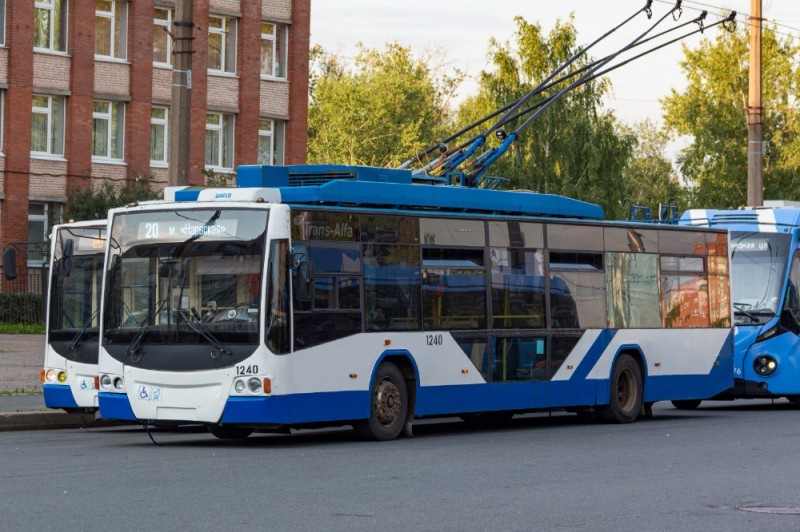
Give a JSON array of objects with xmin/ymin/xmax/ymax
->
[
  {"xmin": 153, "ymin": 7, "xmax": 172, "ymax": 66},
  {"xmin": 260, "ymin": 22, "xmax": 287, "ymax": 78},
  {"xmin": 208, "ymin": 15, "xmax": 236, "ymax": 74},
  {"xmin": 258, "ymin": 118, "xmax": 285, "ymax": 166},
  {"xmin": 151, "ymin": 106, "xmax": 168, "ymax": 165},
  {"xmin": 0, "ymin": 91, "xmax": 4, "ymax": 153},
  {"xmin": 0, "ymin": 0, "xmax": 6, "ymax": 46},
  {"xmin": 28, "ymin": 202, "xmax": 62, "ymax": 266},
  {"xmin": 95, "ymin": 0, "xmax": 127, "ymax": 59},
  {"xmin": 92, "ymin": 100, "xmax": 125, "ymax": 160},
  {"xmin": 31, "ymin": 95, "xmax": 65, "ymax": 156},
  {"xmin": 34, "ymin": 0, "xmax": 68, "ymax": 52},
  {"xmin": 205, "ymin": 112, "xmax": 234, "ymax": 171}
]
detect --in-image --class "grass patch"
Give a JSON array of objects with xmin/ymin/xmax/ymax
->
[
  {"xmin": 0, "ymin": 323, "xmax": 46, "ymax": 334},
  {"xmin": 0, "ymin": 389, "xmax": 42, "ymax": 396}
]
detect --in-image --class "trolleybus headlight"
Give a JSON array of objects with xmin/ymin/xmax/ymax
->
[
  {"xmin": 754, "ymin": 355, "xmax": 778, "ymax": 376},
  {"xmin": 100, "ymin": 374, "xmax": 112, "ymax": 390},
  {"xmin": 113, "ymin": 377, "xmax": 124, "ymax": 391},
  {"xmin": 45, "ymin": 369, "xmax": 57, "ymax": 383},
  {"xmin": 57, "ymin": 371, "xmax": 67, "ymax": 383},
  {"xmin": 247, "ymin": 377, "xmax": 262, "ymax": 393},
  {"xmin": 234, "ymin": 379, "xmax": 246, "ymax": 394}
]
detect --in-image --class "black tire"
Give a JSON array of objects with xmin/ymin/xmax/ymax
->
[
  {"xmin": 597, "ymin": 354, "xmax": 642, "ymax": 424},
  {"xmin": 786, "ymin": 396, "xmax": 800, "ymax": 407},
  {"xmin": 208, "ymin": 425, "xmax": 254, "ymax": 440},
  {"xmin": 671, "ymin": 399, "xmax": 702, "ymax": 410},
  {"xmin": 356, "ymin": 362, "xmax": 408, "ymax": 441}
]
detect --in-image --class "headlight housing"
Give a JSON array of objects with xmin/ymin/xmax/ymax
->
[{"xmin": 754, "ymin": 355, "xmax": 778, "ymax": 376}]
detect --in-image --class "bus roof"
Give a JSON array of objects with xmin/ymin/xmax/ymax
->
[
  {"xmin": 681, "ymin": 207, "xmax": 800, "ymax": 233},
  {"xmin": 172, "ymin": 164, "xmax": 605, "ymax": 220}
]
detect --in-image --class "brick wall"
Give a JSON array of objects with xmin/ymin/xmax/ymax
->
[
  {"xmin": 30, "ymin": 160, "xmax": 68, "ymax": 198},
  {"xmin": 260, "ymin": 80, "xmax": 290, "ymax": 117},
  {"xmin": 263, "ymin": 0, "xmax": 292, "ymax": 20},
  {"xmin": 127, "ymin": 0, "xmax": 156, "ymax": 178},
  {"xmin": 152, "ymin": 68, "xmax": 172, "ymax": 102},
  {"xmin": 235, "ymin": 0, "xmax": 261, "ymax": 167},
  {"xmin": 94, "ymin": 62, "xmax": 131, "ymax": 98},
  {"xmin": 207, "ymin": 75, "xmax": 240, "ymax": 110},
  {"xmin": 189, "ymin": 0, "xmax": 211, "ymax": 185},
  {"xmin": 32, "ymin": 53, "xmax": 71, "ymax": 92},
  {"xmin": 0, "ymin": 49, "xmax": 8, "ymax": 84},
  {"xmin": 209, "ymin": 0, "xmax": 242, "ymax": 14},
  {"xmin": 286, "ymin": 0, "xmax": 310, "ymax": 164}
]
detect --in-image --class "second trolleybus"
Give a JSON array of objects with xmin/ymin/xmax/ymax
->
[{"xmin": 96, "ymin": 164, "xmax": 734, "ymax": 440}]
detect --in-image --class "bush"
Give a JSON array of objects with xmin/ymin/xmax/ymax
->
[{"xmin": 0, "ymin": 293, "xmax": 44, "ymax": 325}]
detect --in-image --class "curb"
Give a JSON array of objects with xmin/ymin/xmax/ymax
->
[{"xmin": 0, "ymin": 411, "xmax": 127, "ymax": 432}]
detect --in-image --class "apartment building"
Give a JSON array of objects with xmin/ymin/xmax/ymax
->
[{"xmin": 0, "ymin": 0, "xmax": 310, "ymax": 277}]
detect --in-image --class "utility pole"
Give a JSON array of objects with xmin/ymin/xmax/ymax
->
[
  {"xmin": 169, "ymin": 0, "xmax": 194, "ymax": 186},
  {"xmin": 747, "ymin": 0, "xmax": 763, "ymax": 206}
]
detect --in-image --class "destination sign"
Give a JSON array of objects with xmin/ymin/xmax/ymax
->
[
  {"xmin": 136, "ymin": 220, "xmax": 239, "ymax": 240},
  {"xmin": 731, "ymin": 240, "xmax": 770, "ymax": 252}
]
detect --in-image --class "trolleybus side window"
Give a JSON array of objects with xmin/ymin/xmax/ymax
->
[
  {"xmin": 660, "ymin": 254, "xmax": 709, "ymax": 328},
  {"xmin": 489, "ymin": 221, "xmax": 545, "ymax": 330},
  {"xmin": 606, "ymin": 252, "xmax": 660, "ymax": 329},
  {"xmin": 706, "ymin": 233, "xmax": 731, "ymax": 327},
  {"xmin": 420, "ymin": 218, "xmax": 486, "ymax": 331},
  {"xmin": 785, "ymin": 252, "xmax": 800, "ymax": 323},
  {"xmin": 266, "ymin": 239, "xmax": 290, "ymax": 354}
]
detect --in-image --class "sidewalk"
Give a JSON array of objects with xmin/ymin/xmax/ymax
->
[{"xmin": 0, "ymin": 334, "xmax": 113, "ymax": 431}]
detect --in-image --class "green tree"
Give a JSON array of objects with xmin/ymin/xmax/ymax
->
[
  {"xmin": 307, "ymin": 43, "xmax": 463, "ymax": 167},
  {"xmin": 620, "ymin": 119, "xmax": 686, "ymax": 218},
  {"xmin": 65, "ymin": 176, "xmax": 160, "ymax": 221},
  {"xmin": 454, "ymin": 16, "xmax": 636, "ymax": 218},
  {"xmin": 663, "ymin": 25, "xmax": 800, "ymax": 207}
]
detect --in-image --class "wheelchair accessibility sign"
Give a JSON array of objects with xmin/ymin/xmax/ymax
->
[
  {"xmin": 137, "ymin": 385, "xmax": 162, "ymax": 401},
  {"xmin": 79, "ymin": 379, "xmax": 96, "ymax": 391}
]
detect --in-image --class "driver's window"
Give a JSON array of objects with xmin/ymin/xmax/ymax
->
[{"xmin": 785, "ymin": 251, "xmax": 800, "ymax": 321}]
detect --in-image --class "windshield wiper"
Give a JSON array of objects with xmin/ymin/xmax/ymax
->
[
  {"xmin": 733, "ymin": 303, "xmax": 762, "ymax": 323},
  {"xmin": 68, "ymin": 309, "xmax": 100, "ymax": 354},
  {"xmin": 126, "ymin": 297, "xmax": 169, "ymax": 360},
  {"xmin": 177, "ymin": 310, "xmax": 231, "ymax": 358}
]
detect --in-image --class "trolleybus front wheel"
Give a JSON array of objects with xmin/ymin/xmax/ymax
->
[
  {"xmin": 356, "ymin": 362, "xmax": 408, "ymax": 441},
  {"xmin": 597, "ymin": 354, "xmax": 642, "ymax": 424}
]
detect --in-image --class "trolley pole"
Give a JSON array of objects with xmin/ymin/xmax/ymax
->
[
  {"xmin": 169, "ymin": 0, "xmax": 194, "ymax": 186},
  {"xmin": 747, "ymin": 0, "xmax": 763, "ymax": 206}
]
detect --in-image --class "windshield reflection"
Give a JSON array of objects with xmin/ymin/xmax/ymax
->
[
  {"xmin": 730, "ymin": 231, "xmax": 790, "ymax": 323},
  {"xmin": 103, "ymin": 209, "xmax": 268, "ymax": 348}
]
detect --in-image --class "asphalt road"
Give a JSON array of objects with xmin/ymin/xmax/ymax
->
[{"xmin": 2, "ymin": 400, "xmax": 800, "ymax": 531}]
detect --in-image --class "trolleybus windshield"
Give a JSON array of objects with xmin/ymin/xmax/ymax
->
[
  {"xmin": 730, "ymin": 231, "xmax": 790, "ymax": 323},
  {"xmin": 103, "ymin": 208, "xmax": 268, "ymax": 354}
]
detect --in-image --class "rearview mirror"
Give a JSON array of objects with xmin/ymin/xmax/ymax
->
[
  {"xmin": 295, "ymin": 261, "xmax": 314, "ymax": 303},
  {"xmin": 2, "ymin": 247, "xmax": 16, "ymax": 281}
]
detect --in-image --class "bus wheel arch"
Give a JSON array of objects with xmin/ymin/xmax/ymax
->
[{"xmin": 597, "ymin": 350, "xmax": 644, "ymax": 424}]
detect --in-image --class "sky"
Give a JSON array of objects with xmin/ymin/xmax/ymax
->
[{"xmin": 310, "ymin": 0, "xmax": 800, "ymax": 127}]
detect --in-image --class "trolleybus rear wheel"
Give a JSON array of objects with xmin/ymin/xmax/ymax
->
[
  {"xmin": 597, "ymin": 354, "xmax": 642, "ymax": 423},
  {"xmin": 356, "ymin": 362, "xmax": 408, "ymax": 441},
  {"xmin": 208, "ymin": 425, "xmax": 254, "ymax": 439},
  {"xmin": 671, "ymin": 399, "xmax": 702, "ymax": 410}
]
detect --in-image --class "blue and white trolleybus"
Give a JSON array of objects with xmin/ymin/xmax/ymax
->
[{"xmin": 97, "ymin": 165, "xmax": 733, "ymax": 439}]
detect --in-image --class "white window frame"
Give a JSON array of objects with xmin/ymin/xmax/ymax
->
[
  {"xmin": 208, "ymin": 15, "xmax": 237, "ymax": 75},
  {"xmin": 95, "ymin": 0, "xmax": 128, "ymax": 60},
  {"xmin": 153, "ymin": 7, "xmax": 172, "ymax": 67},
  {"xmin": 150, "ymin": 105, "xmax": 169, "ymax": 166},
  {"xmin": 92, "ymin": 100, "xmax": 125, "ymax": 161},
  {"xmin": 31, "ymin": 95, "xmax": 65, "ymax": 157},
  {"xmin": 34, "ymin": 0, "xmax": 68, "ymax": 53},
  {"xmin": 205, "ymin": 112, "xmax": 235, "ymax": 172},
  {"xmin": 260, "ymin": 22, "xmax": 287, "ymax": 79},
  {"xmin": 258, "ymin": 118, "xmax": 285, "ymax": 166},
  {"xmin": 0, "ymin": 0, "xmax": 6, "ymax": 47},
  {"xmin": 27, "ymin": 202, "xmax": 62, "ymax": 267}
]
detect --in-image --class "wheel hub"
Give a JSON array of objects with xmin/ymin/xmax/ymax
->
[{"xmin": 374, "ymin": 378, "xmax": 402, "ymax": 426}]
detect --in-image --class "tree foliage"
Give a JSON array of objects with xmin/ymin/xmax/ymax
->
[
  {"xmin": 663, "ymin": 25, "xmax": 800, "ymax": 207},
  {"xmin": 307, "ymin": 43, "xmax": 463, "ymax": 167},
  {"xmin": 65, "ymin": 177, "xmax": 160, "ymax": 221},
  {"xmin": 454, "ymin": 16, "xmax": 636, "ymax": 218},
  {"xmin": 620, "ymin": 119, "xmax": 685, "ymax": 216}
]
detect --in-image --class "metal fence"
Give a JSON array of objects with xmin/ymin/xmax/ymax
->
[{"xmin": 0, "ymin": 265, "xmax": 48, "ymax": 325}]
